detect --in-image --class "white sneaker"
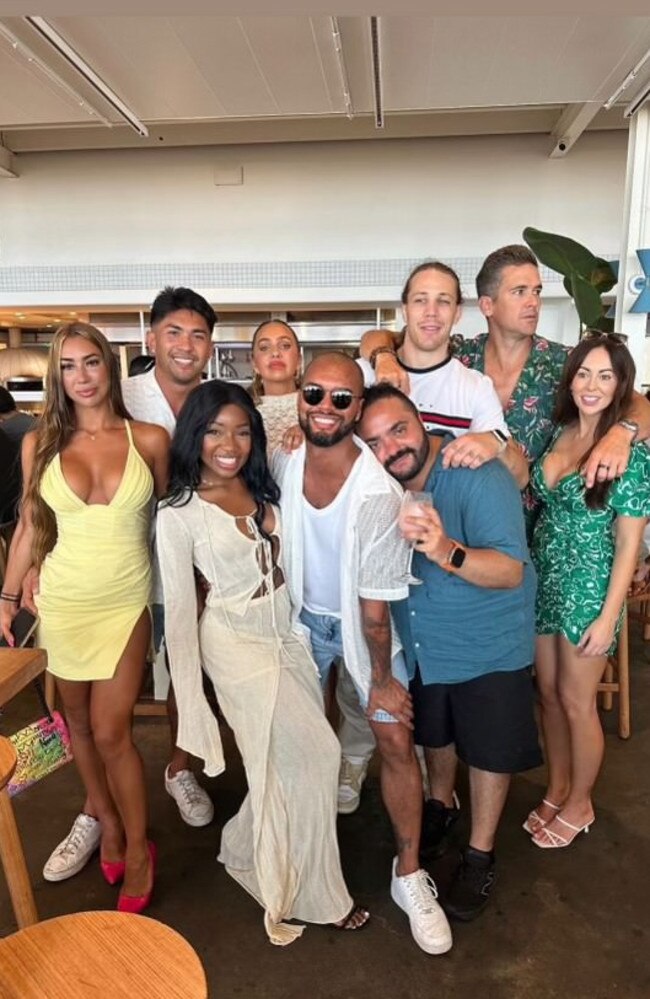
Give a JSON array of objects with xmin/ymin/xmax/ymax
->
[
  {"xmin": 337, "ymin": 756, "xmax": 370, "ymax": 815},
  {"xmin": 164, "ymin": 766, "xmax": 214, "ymax": 827},
  {"xmin": 390, "ymin": 857, "xmax": 453, "ymax": 954},
  {"xmin": 43, "ymin": 813, "xmax": 102, "ymax": 882}
]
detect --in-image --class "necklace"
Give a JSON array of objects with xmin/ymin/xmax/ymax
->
[
  {"xmin": 78, "ymin": 429, "xmax": 98, "ymax": 441},
  {"xmin": 200, "ymin": 477, "xmax": 218, "ymax": 488}
]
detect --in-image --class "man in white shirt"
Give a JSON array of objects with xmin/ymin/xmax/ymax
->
[
  {"xmin": 42, "ymin": 286, "xmax": 217, "ymax": 883},
  {"xmin": 273, "ymin": 352, "xmax": 452, "ymax": 955},
  {"xmin": 358, "ymin": 261, "xmax": 527, "ymax": 484}
]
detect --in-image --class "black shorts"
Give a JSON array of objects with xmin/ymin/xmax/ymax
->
[{"xmin": 410, "ymin": 666, "xmax": 542, "ymax": 774}]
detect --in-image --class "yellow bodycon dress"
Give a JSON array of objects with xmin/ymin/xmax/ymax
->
[{"xmin": 36, "ymin": 421, "xmax": 153, "ymax": 680}]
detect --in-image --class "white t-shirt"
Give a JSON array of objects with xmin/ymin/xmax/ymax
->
[
  {"xmin": 301, "ymin": 463, "xmax": 360, "ymax": 617},
  {"xmin": 357, "ymin": 354, "xmax": 509, "ymax": 438}
]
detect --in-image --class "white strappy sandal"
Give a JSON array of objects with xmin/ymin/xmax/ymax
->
[
  {"xmin": 522, "ymin": 799, "xmax": 562, "ymax": 835},
  {"xmin": 532, "ymin": 814, "xmax": 594, "ymax": 849}
]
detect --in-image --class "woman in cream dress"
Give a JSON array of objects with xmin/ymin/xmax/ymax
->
[
  {"xmin": 1, "ymin": 322, "xmax": 169, "ymax": 910},
  {"xmin": 156, "ymin": 380, "xmax": 367, "ymax": 945}
]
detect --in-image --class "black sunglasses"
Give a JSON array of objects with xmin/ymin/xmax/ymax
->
[
  {"xmin": 582, "ymin": 329, "xmax": 627, "ymax": 344},
  {"xmin": 301, "ymin": 384, "xmax": 359, "ymax": 410}
]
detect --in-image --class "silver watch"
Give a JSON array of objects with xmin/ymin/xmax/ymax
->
[{"xmin": 617, "ymin": 419, "xmax": 639, "ymax": 442}]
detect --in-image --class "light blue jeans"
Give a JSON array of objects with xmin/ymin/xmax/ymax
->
[{"xmin": 300, "ymin": 608, "xmax": 408, "ymax": 725}]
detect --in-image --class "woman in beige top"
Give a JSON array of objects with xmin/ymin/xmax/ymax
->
[
  {"xmin": 250, "ymin": 320, "xmax": 301, "ymax": 453},
  {"xmin": 156, "ymin": 380, "xmax": 368, "ymax": 945}
]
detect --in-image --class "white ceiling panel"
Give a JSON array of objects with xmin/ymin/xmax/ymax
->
[
  {"xmin": 380, "ymin": 16, "xmax": 650, "ymax": 110},
  {"xmin": 50, "ymin": 15, "xmax": 350, "ymax": 120},
  {"xmin": 0, "ymin": 32, "xmax": 100, "ymax": 127},
  {"xmin": 1, "ymin": 14, "xmax": 650, "ymax": 150}
]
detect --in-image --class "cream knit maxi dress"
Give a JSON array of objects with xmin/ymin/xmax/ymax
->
[{"xmin": 156, "ymin": 492, "xmax": 352, "ymax": 945}]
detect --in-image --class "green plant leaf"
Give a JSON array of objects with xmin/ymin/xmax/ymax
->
[
  {"xmin": 570, "ymin": 273, "xmax": 604, "ymax": 326},
  {"xmin": 523, "ymin": 227, "xmax": 599, "ymax": 279},
  {"xmin": 591, "ymin": 257, "xmax": 618, "ymax": 294},
  {"xmin": 592, "ymin": 314, "xmax": 615, "ymax": 333}
]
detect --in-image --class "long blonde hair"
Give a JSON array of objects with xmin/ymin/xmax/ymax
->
[
  {"xmin": 26, "ymin": 322, "xmax": 130, "ymax": 566},
  {"xmin": 250, "ymin": 320, "xmax": 301, "ymax": 403}
]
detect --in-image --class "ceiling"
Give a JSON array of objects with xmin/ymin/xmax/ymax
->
[{"xmin": 1, "ymin": 14, "xmax": 650, "ymax": 160}]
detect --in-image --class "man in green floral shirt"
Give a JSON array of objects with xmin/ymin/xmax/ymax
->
[
  {"xmin": 454, "ymin": 244, "xmax": 650, "ymax": 535},
  {"xmin": 364, "ymin": 245, "xmax": 650, "ymax": 538}
]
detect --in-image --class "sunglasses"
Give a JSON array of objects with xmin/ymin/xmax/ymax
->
[
  {"xmin": 301, "ymin": 384, "xmax": 359, "ymax": 410},
  {"xmin": 582, "ymin": 329, "xmax": 627, "ymax": 344}
]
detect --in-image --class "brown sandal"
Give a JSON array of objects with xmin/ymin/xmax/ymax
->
[{"xmin": 330, "ymin": 903, "xmax": 371, "ymax": 931}]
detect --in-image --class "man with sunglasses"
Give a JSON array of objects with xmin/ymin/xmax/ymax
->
[{"xmin": 273, "ymin": 352, "xmax": 453, "ymax": 955}]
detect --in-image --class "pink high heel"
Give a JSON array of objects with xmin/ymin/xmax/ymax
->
[
  {"xmin": 100, "ymin": 857, "xmax": 126, "ymax": 886},
  {"xmin": 117, "ymin": 842, "xmax": 157, "ymax": 914}
]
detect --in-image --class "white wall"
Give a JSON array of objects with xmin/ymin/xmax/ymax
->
[{"xmin": 0, "ymin": 130, "xmax": 627, "ymax": 314}]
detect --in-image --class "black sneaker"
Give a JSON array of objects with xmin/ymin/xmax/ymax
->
[
  {"xmin": 420, "ymin": 795, "xmax": 460, "ymax": 860},
  {"xmin": 442, "ymin": 848, "xmax": 496, "ymax": 921}
]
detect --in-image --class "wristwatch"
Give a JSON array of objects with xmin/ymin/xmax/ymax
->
[
  {"xmin": 444, "ymin": 541, "xmax": 467, "ymax": 571},
  {"xmin": 617, "ymin": 419, "xmax": 639, "ymax": 442},
  {"xmin": 490, "ymin": 428, "xmax": 509, "ymax": 454},
  {"xmin": 368, "ymin": 345, "xmax": 397, "ymax": 369}
]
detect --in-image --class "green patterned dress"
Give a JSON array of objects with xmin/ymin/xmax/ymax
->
[{"xmin": 531, "ymin": 433, "xmax": 650, "ymax": 649}]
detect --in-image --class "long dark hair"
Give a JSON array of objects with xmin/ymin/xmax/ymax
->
[
  {"xmin": 554, "ymin": 333, "xmax": 635, "ymax": 509},
  {"xmin": 162, "ymin": 380, "xmax": 280, "ymax": 535}
]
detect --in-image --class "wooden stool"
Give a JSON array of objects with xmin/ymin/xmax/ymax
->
[
  {"xmin": 0, "ymin": 737, "xmax": 38, "ymax": 930},
  {"xmin": 0, "ymin": 911, "xmax": 208, "ymax": 998},
  {"xmin": 628, "ymin": 590, "xmax": 650, "ymax": 642},
  {"xmin": 598, "ymin": 605, "xmax": 630, "ymax": 739}
]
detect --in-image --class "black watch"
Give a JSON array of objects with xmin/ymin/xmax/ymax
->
[{"xmin": 445, "ymin": 542, "xmax": 466, "ymax": 570}]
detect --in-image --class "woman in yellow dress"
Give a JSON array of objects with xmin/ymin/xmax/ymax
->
[{"xmin": 0, "ymin": 322, "xmax": 169, "ymax": 912}]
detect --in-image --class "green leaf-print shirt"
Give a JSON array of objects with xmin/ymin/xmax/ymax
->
[{"xmin": 454, "ymin": 333, "xmax": 569, "ymax": 535}]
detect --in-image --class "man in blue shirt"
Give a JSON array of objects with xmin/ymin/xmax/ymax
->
[{"xmin": 358, "ymin": 382, "xmax": 541, "ymax": 922}]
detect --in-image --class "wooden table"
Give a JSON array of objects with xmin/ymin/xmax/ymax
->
[
  {"xmin": 0, "ymin": 911, "xmax": 208, "ymax": 998},
  {"xmin": 0, "ymin": 647, "xmax": 47, "ymax": 930},
  {"xmin": 0, "ymin": 649, "xmax": 48, "ymax": 707}
]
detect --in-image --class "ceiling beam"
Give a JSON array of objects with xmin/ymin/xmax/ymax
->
[
  {"xmin": 23, "ymin": 16, "xmax": 148, "ymax": 137},
  {"xmin": 0, "ymin": 143, "xmax": 18, "ymax": 178},
  {"xmin": 549, "ymin": 101, "xmax": 604, "ymax": 157}
]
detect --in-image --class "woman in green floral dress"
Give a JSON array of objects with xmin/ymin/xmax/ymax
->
[{"xmin": 526, "ymin": 334, "xmax": 650, "ymax": 848}]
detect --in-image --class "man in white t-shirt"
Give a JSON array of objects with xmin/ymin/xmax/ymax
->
[
  {"xmin": 42, "ymin": 286, "xmax": 217, "ymax": 883},
  {"xmin": 273, "ymin": 352, "xmax": 452, "ymax": 955},
  {"xmin": 358, "ymin": 261, "xmax": 527, "ymax": 485}
]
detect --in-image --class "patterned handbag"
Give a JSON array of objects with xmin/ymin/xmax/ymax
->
[{"xmin": 7, "ymin": 677, "xmax": 73, "ymax": 797}]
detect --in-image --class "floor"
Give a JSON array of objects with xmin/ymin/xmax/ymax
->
[{"xmin": 1, "ymin": 624, "xmax": 649, "ymax": 999}]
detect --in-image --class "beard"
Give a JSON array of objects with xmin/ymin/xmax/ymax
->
[
  {"xmin": 299, "ymin": 412, "xmax": 356, "ymax": 448},
  {"xmin": 384, "ymin": 433, "xmax": 430, "ymax": 482}
]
